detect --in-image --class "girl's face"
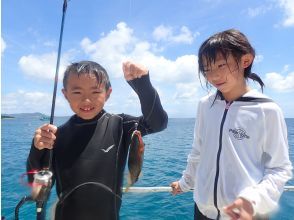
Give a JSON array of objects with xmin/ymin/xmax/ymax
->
[
  {"xmin": 203, "ymin": 53, "xmax": 252, "ymax": 101},
  {"xmin": 62, "ymin": 73, "xmax": 112, "ymax": 120}
]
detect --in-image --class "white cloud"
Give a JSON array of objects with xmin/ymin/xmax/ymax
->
[
  {"xmin": 18, "ymin": 52, "xmax": 72, "ymax": 81},
  {"xmin": 1, "ymin": 37, "xmax": 6, "ymax": 54},
  {"xmin": 43, "ymin": 41, "xmax": 56, "ymax": 47},
  {"xmin": 146, "ymin": 54, "xmax": 198, "ymax": 83},
  {"xmin": 81, "ymin": 22, "xmax": 136, "ymax": 78},
  {"xmin": 283, "ymin": 64, "xmax": 290, "ymax": 72},
  {"xmin": 152, "ymin": 25, "xmax": 197, "ymax": 44},
  {"xmin": 173, "ymin": 82, "xmax": 199, "ymax": 103},
  {"xmin": 152, "ymin": 25, "xmax": 171, "ymax": 41},
  {"xmin": 277, "ymin": 0, "xmax": 294, "ymax": 27},
  {"xmin": 265, "ymin": 71, "xmax": 294, "ymax": 91},
  {"xmin": 247, "ymin": 4, "xmax": 273, "ymax": 17},
  {"xmin": 255, "ymin": 54, "xmax": 264, "ymax": 63},
  {"xmin": 81, "ymin": 22, "xmax": 199, "ymax": 83},
  {"xmin": 124, "ymin": 91, "xmax": 141, "ymax": 113},
  {"xmin": 247, "ymin": 1, "xmax": 294, "ymax": 27},
  {"xmin": 1, "ymin": 90, "xmax": 70, "ymax": 115},
  {"xmin": 202, "ymin": 0, "xmax": 222, "ymax": 4}
]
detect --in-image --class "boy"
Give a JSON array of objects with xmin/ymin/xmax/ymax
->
[{"xmin": 27, "ymin": 60, "xmax": 168, "ymax": 220}]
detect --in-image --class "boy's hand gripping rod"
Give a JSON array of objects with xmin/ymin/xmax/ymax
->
[{"xmin": 14, "ymin": 1, "xmax": 68, "ymax": 220}]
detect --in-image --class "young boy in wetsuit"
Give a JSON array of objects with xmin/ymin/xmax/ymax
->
[{"xmin": 27, "ymin": 60, "xmax": 168, "ymax": 220}]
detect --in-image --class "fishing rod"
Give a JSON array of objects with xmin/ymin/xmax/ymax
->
[{"xmin": 14, "ymin": 1, "xmax": 68, "ymax": 219}]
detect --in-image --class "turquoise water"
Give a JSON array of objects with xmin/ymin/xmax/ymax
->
[{"xmin": 1, "ymin": 117, "xmax": 294, "ymax": 219}]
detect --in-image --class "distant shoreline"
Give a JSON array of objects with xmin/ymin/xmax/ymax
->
[
  {"xmin": 1, "ymin": 113, "xmax": 293, "ymax": 120},
  {"xmin": 1, "ymin": 115, "xmax": 15, "ymax": 119}
]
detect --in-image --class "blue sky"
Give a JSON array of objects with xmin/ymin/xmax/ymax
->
[{"xmin": 1, "ymin": 0, "xmax": 294, "ymax": 118}]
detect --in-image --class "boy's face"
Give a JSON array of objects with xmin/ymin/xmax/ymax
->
[{"xmin": 62, "ymin": 73, "xmax": 112, "ymax": 120}]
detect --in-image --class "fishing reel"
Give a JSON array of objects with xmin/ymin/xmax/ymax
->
[
  {"xmin": 32, "ymin": 169, "xmax": 53, "ymax": 207},
  {"xmin": 15, "ymin": 169, "xmax": 53, "ymax": 220}
]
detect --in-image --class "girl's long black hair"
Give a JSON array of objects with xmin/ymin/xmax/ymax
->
[{"xmin": 198, "ymin": 29, "xmax": 264, "ymax": 96}]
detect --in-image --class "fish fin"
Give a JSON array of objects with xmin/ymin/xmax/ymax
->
[
  {"xmin": 139, "ymin": 171, "xmax": 143, "ymax": 179},
  {"xmin": 124, "ymin": 173, "xmax": 133, "ymax": 192},
  {"xmin": 127, "ymin": 172, "xmax": 132, "ymax": 185}
]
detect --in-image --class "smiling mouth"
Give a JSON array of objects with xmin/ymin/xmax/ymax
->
[
  {"xmin": 215, "ymin": 82, "xmax": 225, "ymax": 87},
  {"xmin": 80, "ymin": 107, "xmax": 94, "ymax": 112}
]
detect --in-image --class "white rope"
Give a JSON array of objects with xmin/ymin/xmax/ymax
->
[{"xmin": 123, "ymin": 186, "xmax": 294, "ymax": 193}]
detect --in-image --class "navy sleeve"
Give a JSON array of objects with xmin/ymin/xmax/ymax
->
[{"xmin": 123, "ymin": 74, "xmax": 168, "ymax": 137}]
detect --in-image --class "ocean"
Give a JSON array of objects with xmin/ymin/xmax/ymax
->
[{"xmin": 1, "ymin": 117, "xmax": 294, "ymax": 220}]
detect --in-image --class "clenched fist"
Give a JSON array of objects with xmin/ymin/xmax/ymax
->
[
  {"xmin": 122, "ymin": 61, "xmax": 148, "ymax": 81},
  {"xmin": 34, "ymin": 124, "xmax": 57, "ymax": 150}
]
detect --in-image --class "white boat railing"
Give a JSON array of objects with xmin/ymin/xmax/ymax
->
[{"xmin": 123, "ymin": 186, "xmax": 294, "ymax": 193}]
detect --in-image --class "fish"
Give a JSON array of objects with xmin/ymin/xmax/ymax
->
[{"xmin": 126, "ymin": 129, "xmax": 144, "ymax": 191}]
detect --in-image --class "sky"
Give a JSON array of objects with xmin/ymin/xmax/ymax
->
[{"xmin": 1, "ymin": 0, "xmax": 294, "ymax": 118}]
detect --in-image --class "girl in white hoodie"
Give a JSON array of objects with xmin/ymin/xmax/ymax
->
[{"xmin": 171, "ymin": 29, "xmax": 292, "ymax": 220}]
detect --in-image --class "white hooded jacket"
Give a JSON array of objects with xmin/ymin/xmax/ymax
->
[{"xmin": 179, "ymin": 90, "xmax": 292, "ymax": 219}]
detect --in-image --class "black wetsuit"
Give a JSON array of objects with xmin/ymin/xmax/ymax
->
[{"xmin": 27, "ymin": 75, "xmax": 168, "ymax": 220}]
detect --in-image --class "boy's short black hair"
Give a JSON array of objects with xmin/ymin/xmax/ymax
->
[{"xmin": 63, "ymin": 61, "xmax": 111, "ymax": 90}]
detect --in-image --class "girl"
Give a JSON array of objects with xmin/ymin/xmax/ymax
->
[{"xmin": 171, "ymin": 29, "xmax": 292, "ymax": 220}]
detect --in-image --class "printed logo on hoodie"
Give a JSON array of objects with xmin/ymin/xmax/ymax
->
[{"xmin": 229, "ymin": 128, "xmax": 250, "ymax": 140}]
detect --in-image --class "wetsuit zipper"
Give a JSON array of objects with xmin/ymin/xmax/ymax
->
[{"xmin": 213, "ymin": 101, "xmax": 232, "ymax": 219}]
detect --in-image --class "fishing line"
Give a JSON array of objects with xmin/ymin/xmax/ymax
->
[
  {"xmin": 58, "ymin": 182, "xmax": 122, "ymax": 204},
  {"xmin": 128, "ymin": 0, "xmax": 132, "ymax": 21},
  {"xmin": 19, "ymin": 170, "xmax": 38, "ymax": 187}
]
